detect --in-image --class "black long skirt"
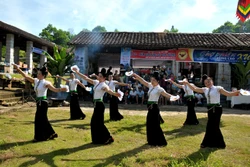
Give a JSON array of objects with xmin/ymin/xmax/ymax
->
[
  {"xmin": 91, "ymin": 102, "xmax": 113, "ymax": 144},
  {"xmin": 183, "ymin": 97, "xmax": 199, "ymax": 125},
  {"xmin": 109, "ymin": 95, "xmax": 124, "ymax": 121},
  {"xmin": 34, "ymin": 100, "xmax": 58, "ymax": 141},
  {"xmin": 70, "ymin": 93, "xmax": 86, "ymax": 120},
  {"xmin": 146, "ymin": 104, "xmax": 167, "ymax": 146},
  {"xmin": 201, "ymin": 106, "xmax": 226, "ymax": 149}
]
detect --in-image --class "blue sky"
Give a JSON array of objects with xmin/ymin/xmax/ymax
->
[{"xmin": 0, "ymin": 0, "xmax": 239, "ymax": 36}]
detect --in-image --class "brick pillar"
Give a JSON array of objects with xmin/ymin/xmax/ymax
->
[
  {"xmin": 0, "ymin": 42, "xmax": 2, "ymax": 62},
  {"xmin": 40, "ymin": 46, "xmax": 47, "ymax": 67},
  {"xmin": 14, "ymin": 47, "xmax": 20, "ymax": 64},
  {"xmin": 26, "ymin": 41, "xmax": 33, "ymax": 71},
  {"xmin": 6, "ymin": 34, "xmax": 14, "ymax": 73}
]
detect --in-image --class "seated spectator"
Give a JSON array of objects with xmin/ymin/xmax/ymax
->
[
  {"xmin": 133, "ymin": 80, "xmax": 141, "ymax": 91},
  {"xmin": 195, "ymin": 93, "xmax": 204, "ymax": 106},
  {"xmin": 129, "ymin": 88, "xmax": 137, "ymax": 104},
  {"xmin": 136, "ymin": 87, "xmax": 144, "ymax": 105},
  {"xmin": 124, "ymin": 89, "xmax": 129, "ymax": 104}
]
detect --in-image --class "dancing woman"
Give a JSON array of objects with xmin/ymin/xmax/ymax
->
[
  {"xmin": 168, "ymin": 78, "xmax": 199, "ymax": 125},
  {"xmin": 13, "ymin": 63, "xmax": 67, "ymax": 142},
  {"xmin": 132, "ymin": 72, "xmax": 177, "ymax": 146},
  {"xmin": 184, "ymin": 76, "xmax": 239, "ymax": 149},
  {"xmin": 72, "ymin": 68, "xmax": 120, "ymax": 144},
  {"xmin": 57, "ymin": 71, "xmax": 86, "ymax": 120},
  {"xmin": 107, "ymin": 73, "xmax": 129, "ymax": 121}
]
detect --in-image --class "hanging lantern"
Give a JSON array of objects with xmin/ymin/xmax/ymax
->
[{"xmin": 236, "ymin": 0, "xmax": 250, "ymax": 22}]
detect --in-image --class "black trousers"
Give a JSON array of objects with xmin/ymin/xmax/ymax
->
[
  {"xmin": 184, "ymin": 97, "xmax": 199, "ymax": 125},
  {"xmin": 34, "ymin": 100, "xmax": 57, "ymax": 141},
  {"xmin": 201, "ymin": 106, "xmax": 226, "ymax": 148},
  {"xmin": 146, "ymin": 104, "xmax": 167, "ymax": 146},
  {"xmin": 109, "ymin": 95, "xmax": 124, "ymax": 121},
  {"xmin": 91, "ymin": 102, "xmax": 112, "ymax": 144},
  {"xmin": 70, "ymin": 93, "xmax": 85, "ymax": 119}
]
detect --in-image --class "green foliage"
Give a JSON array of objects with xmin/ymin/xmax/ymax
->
[
  {"xmin": 92, "ymin": 25, "xmax": 107, "ymax": 32},
  {"xmin": 39, "ymin": 24, "xmax": 75, "ymax": 47},
  {"xmin": 212, "ymin": 20, "xmax": 250, "ymax": 33},
  {"xmin": 231, "ymin": 59, "xmax": 250, "ymax": 89},
  {"xmin": 82, "ymin": 28, "xmax": 91, "ymax": 32},
  {"xmin": 164, "ymin": 25, "xmax": 179, "ymax": 33},
  {"xmin": 1, "ymin": 46, "xmax": 6, "ymax": 58},
  {"xmin": 114, "ymin": 28, "xmax": 119, "ymax": 32},
  {"xmin": 45, "ymin": 45, "xmax": 74, "ymax": 87}
]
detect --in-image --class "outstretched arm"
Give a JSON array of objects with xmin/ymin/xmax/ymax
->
[
  {"xmin": 103, "ymin": 87, "xmax": 121, "ymax": 98},
  {"xmin": 56, "ymin": 75, "xmax": 69, "ymax": 83},
  {"xmin": 132, "ymin": 73, "xmax": 149, "ymax": 88},
  {"xmin": 76, "ymin": 80, "xmax": 86, "ymax": 89},
  {"xmin": 183, "ymin": 81, "xmax": 204, "ymax": 94},
  {"xmin": 46, "ymin": 82, "xmax": 67, "ymax": 92},
  {"xmin": 219, "ymin": 89, "xmax": 240, "ymax": 97},
  {"xmin": 168, "ymin": 80, "xmax": 183, "ymax": 89},
  {"xmin": 116, "ymin": 82, "xmax": 129, "ymax": 87},
  {"xmin": 13, "ymin": 64, "xmax": 34, "ymax": 83},
  {"xmin": 160, "ymin": 91, "xmax": 172, "ymax": 99},
  {"xmin": 72, "ymin": 68, "xmax": 94, "ymax": 85}
]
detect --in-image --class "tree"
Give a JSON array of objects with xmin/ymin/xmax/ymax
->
[
  {"xmin": 114, "ymin": 28, "xmax": 119, "ymax": 32},
  {"xmin": 39, "ymin": 24, "xmax": 74, "ymax": 47},
  {"xmin": 44, "ymin": 45, "xmax": 75, "ymax": 87},
  {"xmin": 82, "ymin": 28, "xmax": 91, "ymax": 32},
  {"xmin": 92, "ymin": 25, "xmax": 107, "ymax": 32},
  {"xmin": 231, "ymin": 59, "xmax": 250, "ymax": 89},
  {"xmin": 212, "ymin": 20, "xmax": 250, "ymax": 33},
  {"xmin": 164, "ymin": 25, "xmax": 178, "ymax": 33}
]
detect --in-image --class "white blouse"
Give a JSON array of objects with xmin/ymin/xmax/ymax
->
[
  {"xmin": 202, "ymin": 85, "xmax": 223, "ymax": 104},
  {"xmin": 181, "ymin": 84, "xmax": 194, "ymax": 97},
  {"xmin": 93, "ymin": 80, "xmax": 108, "ymax": 99},
  {"xmin": 69, "ymin": 79, "xmax": 79, "ymax": 91},
  {"xmin": 34, "ymin": 78, "xmax": 50, "ymax": 97},
  {"xmin": 106, "ymin": 80, "xmax": 118, "ymax": 92},
  {"xmin": 147, "ymin": 83, "xmax": 165, "ymax": 101}
]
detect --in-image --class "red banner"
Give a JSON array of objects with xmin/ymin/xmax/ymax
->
[{"xmin": 131, "ymin": 49, "xmax": 176, "ymax": 60}]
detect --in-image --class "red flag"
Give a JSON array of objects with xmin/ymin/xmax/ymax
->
[{"xmin": 236, "ymin": 0, "xmax": 250, "ymax": 22}]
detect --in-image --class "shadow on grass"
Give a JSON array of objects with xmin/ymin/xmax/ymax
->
[
  {"xmin": 167, "ymin": 148, "xmax": 218, "ymax": 166},
  {"xmin": 16, "ymin": 143, "xmax": 102, "ymax": 167},
  {"xmin": 61, "ymin": 144, "xmax": 152, "ymax": 167},
  {"xmin": 165, "ymin": 117, "xmax": 225, "ymax": 141},
  {"xmin": 112, "ymin": 123, "xmax": 146, "ymax": 135},
  {"xmin": 0, "ymin": 140, "xmax": 33, "ymax": 151}
]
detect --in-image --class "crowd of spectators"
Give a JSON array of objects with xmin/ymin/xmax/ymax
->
[{"xmin": 79, "ymin": 64, "xmax": 204, "ymax": 106}]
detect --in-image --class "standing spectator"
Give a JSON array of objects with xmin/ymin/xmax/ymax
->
[
  {"xmin": 136, "ymin": 87, "xmax": 145, "ymax": 105},
  {"xmin": 107, "ymin": 66, "xmax": 112, "ymax": 75},
  {"xmin": 113, "ymin": 70, "xmax": 119, "ymax": 81},
  {"xmin": 119, "ymin": 73, "xmax": 125, "ymax": 83},
  {"xmin": 120, "ymin": 64, "xmax": 126, "ymax": 76}
]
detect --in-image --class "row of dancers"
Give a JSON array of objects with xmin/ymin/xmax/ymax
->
[{"xmin": 12, "ymin": 63, "xmax": 240, "ymax": 148}]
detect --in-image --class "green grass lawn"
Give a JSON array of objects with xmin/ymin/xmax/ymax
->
[{"xmin": 0, "ymin": 107, "xmax": 250, "ymax": 167}]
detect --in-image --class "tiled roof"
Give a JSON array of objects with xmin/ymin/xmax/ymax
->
[
  {"xmin": 69, "ymin": 32, "xmax": 250, "ymax": 49},
  {"xmin": 0, "ymin": 21, "xmax": 55, "ymax": 52}
]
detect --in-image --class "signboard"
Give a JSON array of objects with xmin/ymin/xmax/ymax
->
[
  {"xmin": 120, "ymin": 48, "xmax": 131, "ymax": 66},
  {"xmin": 74, "ymin": 47, "xmax": 85, "ymax": 73},
  {"xmin": 131, "ymin": 49, "xmax": 176, "ymax": 60},
  {"xmin": 32, "ymin": 47, "xmax": 45, "ymax": 54},
  {"xmin": 193, "ymin": 49, "xmax": 250, "ymax": 63},
  {"xmin": 175, "ymin": 49, "xmax": 193, "ymax": 62}
]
